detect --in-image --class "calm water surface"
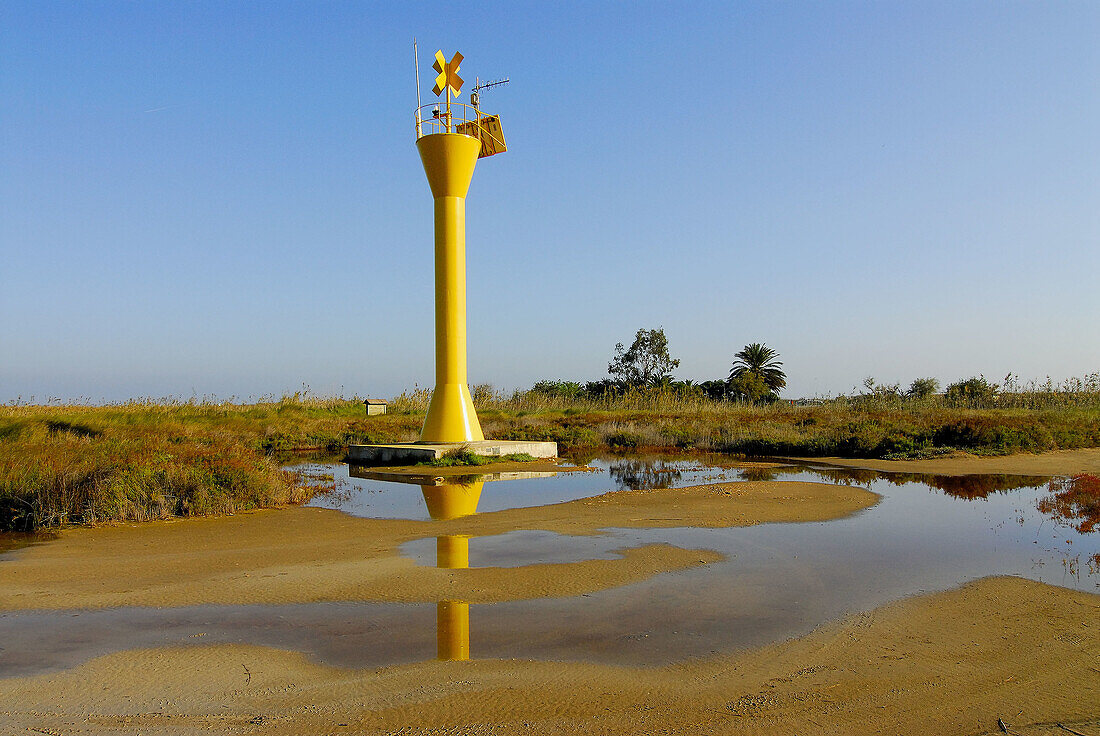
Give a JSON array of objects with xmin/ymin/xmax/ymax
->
[{"xmin": 0, "ymin": 456, "xmax": 1096, "ymax": 676}]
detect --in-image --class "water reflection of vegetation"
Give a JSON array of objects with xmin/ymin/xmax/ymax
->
[
  {"xmin": 447, "ymin": 474, "xmax": 484, "ymax": 487},
  {"xmin": 608, "ymin": 460, "xmax": 684, "ymax": 490},
  {"xmin": 738, "ymin": 467, "xmax": 784, "ymax": 482},
  {"xmin": 923, "ymin": 474, "xmax": 1051, "ymax": 499},
  {"xmin": 1039, "ymin": 474, "xmax": 1100, "ymax": 534},
  {"xmin": 294, "ymin": 465, "xmax": 351, "ymax": 504},
  {"xmin": 0, "ymin": 531, "xmax": 58, "ymax": 556},
  {"xmin": 793, "ymin": 466, "xmax": 883, "ymax": 486},
  {"xmin": 793, "ymin": 465, "xmax": 1049, "ymax": 499}
]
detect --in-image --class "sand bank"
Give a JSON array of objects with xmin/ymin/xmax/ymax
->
[
  {"xmin": 0, "ymin": 479, "xmax": 874, "ymax": 610},
  {"xmin": 0, "ymin": 576, "xmax": 1095, "ymax": 735}
]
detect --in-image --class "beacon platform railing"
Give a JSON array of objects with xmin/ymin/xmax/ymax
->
[
  {"xmin": 415, "ymin": 102, "xmax": 478, "ymax": 138},
  {"xmin": 414, "ymin": 103, "xmax": 506, "ymax": 155}
]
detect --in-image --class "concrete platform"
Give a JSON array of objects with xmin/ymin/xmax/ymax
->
[{"xmin": 346, "ymin": 440, "xmax": 558, "ymax": 465}]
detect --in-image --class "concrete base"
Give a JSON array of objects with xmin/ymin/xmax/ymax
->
[{"xmin": 346, "ymin": 440, "xmax": 558, "ymax": 466}]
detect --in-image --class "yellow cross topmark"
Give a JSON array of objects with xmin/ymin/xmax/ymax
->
[{"xmin": 432, "ymin": 50, "xmax": 464, "ymax": 99}]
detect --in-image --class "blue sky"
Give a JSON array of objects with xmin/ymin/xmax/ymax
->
[{"xmin": 2, "ymin": 1, "xmax": 1098, "ymax": 402}]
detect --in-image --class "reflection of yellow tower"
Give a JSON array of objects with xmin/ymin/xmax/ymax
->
[
  {"xmin": 421, "ymin": 480, "xmax": 484, "ymax": 661},
  {"xmin": 436, "ymin": 600, "xmax": 470, "ymax": 661},
  {"xmin": 420, "ymin": 479, "xmax": 483, "ymax": 522},
  {"xmin": 346, "ymin": 467, "xmax": 559, "ymax": 659}
]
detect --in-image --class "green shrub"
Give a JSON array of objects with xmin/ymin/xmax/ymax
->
[
  {"xmin": 907, "ymin": 377, "xmax": 940, "ymax": 400},
  {"xmin": 945, "ymin": 377, "xmax": 997, "ymax": 409},
  {"xmin": 606, "ymin": 431, "xmax": 643, "ymax": 450},
  {"xmin": 661, "ymin": 427, "xmax": 697, "ymax": 449}
]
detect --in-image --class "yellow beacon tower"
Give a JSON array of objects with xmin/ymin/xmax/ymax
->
[{"xmin": 415, "ymin": 50, "xmax": 507, "ymax": 442}]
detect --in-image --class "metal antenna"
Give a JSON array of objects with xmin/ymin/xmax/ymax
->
[
  {"xmin": 414, "ymin": 39, "xmax": 422, "ymax": 136},
  {"xmin": 470, "ymin": 77, "xmax": 509, "ymax": 110}
]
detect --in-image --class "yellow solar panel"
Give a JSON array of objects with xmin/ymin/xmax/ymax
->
[{"xmin": 455, "ymin": 115, "xmax": 507, "ymax": 158}]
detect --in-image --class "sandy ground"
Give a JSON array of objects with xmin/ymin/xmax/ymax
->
[
  {"xmin": 799, "ymin": 447, "xmax": 1100, "ymax": 476},
  {"xmin": 0, "ymin": 576, "xmax": 1095, "ymax": 735},
  {"xmin": 1, "ymin": 452, "xmax": 1098, "ymax": 734}
]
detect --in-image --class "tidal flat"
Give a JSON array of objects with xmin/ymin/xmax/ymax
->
[{"xmin": 0, "ymin": 450, "xmax": 1098, "ymax": 734}]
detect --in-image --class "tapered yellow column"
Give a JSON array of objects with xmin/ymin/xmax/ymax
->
[{"xmin": 417, "ymin": 133, "xmax": 484, "ymax": 442}]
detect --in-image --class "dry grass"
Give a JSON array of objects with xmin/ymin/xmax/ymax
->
[{"xmin": 0, "ymin": 398, "xmax": 420, "ymax": 531}]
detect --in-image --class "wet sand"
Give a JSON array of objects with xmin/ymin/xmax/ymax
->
[
  {"xmin": 801, "ymin": 447, "xmax": 1100, "ymax": 476},
  {"xmin": 0, "ymin": 576, "xmax": 1095, "ymax": 735}
]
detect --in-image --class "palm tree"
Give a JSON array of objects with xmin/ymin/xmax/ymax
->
[{"xmin": 729, "ymin": 343, "xmax": 786, "ymax": 394}]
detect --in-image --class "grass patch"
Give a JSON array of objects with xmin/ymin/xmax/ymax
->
[
  {"xmin": 417, "ymin": 447, "xmax": 538, "ymax": 467},
  {"xmin": 0, "ymin": 398, "xmax": 422, "ymax": 532}
]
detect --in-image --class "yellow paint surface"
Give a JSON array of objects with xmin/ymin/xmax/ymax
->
[
  {"xmin": 416, "ymin": 133, "xmax": 484, "ymax": 442},
  {"xmin": 436, "ymin": 600, "xmax": 470, "ymax": 660},
  {"xmin": 456, "ymin": 114, "xmax": 507, "ymax": 158}
]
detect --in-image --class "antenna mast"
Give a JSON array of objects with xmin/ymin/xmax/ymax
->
[
  {"xmin": 470, "ymin": 77, "xmax": 509, "ymax": 110},
  {"xmin": 414, "ymin": 39, "xmax": 422, "ymax": 136}
]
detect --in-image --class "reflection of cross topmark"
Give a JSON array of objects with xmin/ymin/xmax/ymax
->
[{"xmin": 432, "ymin": 50, "xmax": 464, "ymax": 98}]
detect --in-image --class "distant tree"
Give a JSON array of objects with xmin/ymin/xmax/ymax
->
[
  {"xmin": 729, "ymin": 343, "xmax": 786, "ymax": 396},
  {"xmin": 583, "ymin": 379, "xmax": 622, "ymax": 399},
  {"xmin": 699, "ymin": 379, "xmax": 730, "ymax": 402},
  {"xmin": 608, "ymin": 328, "xmax": 680, "ymax": 387},
  {"xmin": 907, "ymin": 377, "xmax": 940, "ymax": 400},
  {"xmin": 530, "ymin": 380, "xmax": 584, "ymax": 400},
  {"xmin": 859, "ymin": 377, "xmax": 903, "ymax": 404},
  {"xmin": 727, "ymin": 372, "xmax": 777, "ymax": 404},
  {"xmin": 669, "ymin": 379, "xmax": 705, "ymax": 400}
]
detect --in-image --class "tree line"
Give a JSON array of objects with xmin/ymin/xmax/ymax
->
[
  {"xmin": 533, "ymin": 327, "xmax": 788, "ymax": 404},
  {"xmin": 529, "ymin": 327, "xmax": 1060, "ymax": 409}
]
